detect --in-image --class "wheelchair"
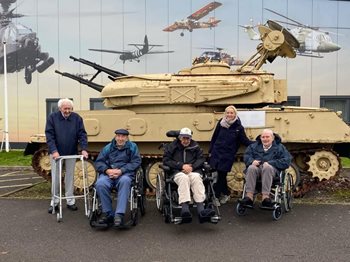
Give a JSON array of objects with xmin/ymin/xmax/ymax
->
[
  {"xmin": 235, "ymin": 169, "xmax": 294, "ymax": 221},
  {"xmin": 156, "ymin": 163, "xmax": 221, "ymax": 224},
  {"xmin": 88, "ymin": 168, "xmax": 146, "ymax": 228}
]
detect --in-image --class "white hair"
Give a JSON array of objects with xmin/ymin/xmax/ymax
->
[
  {"xmin": 262, "ymin": 129, "xmax": 274, "ymax": 138},
  {"xmin": 58, "ymin": 98, "xmax": 74, "ymax": 109}
]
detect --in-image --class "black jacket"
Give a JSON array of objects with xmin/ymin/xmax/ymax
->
[
  {"xmin": 209, "ymin": 118, "xmax": 252, "ymax": 172},
  {"xmin": 163, "ymin": 139, "xmax": 205, "ymax": 175}
]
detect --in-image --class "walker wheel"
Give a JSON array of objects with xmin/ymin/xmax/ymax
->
[{"xmin": 56, "ymin": 213, "xmax": 62, "ymax": 222}]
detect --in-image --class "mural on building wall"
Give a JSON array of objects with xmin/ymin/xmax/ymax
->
[
  {"xmin": 241, "ymin": 8, "xmax": 348, "ymax": 57},
  {"xmin": 0, "ymin": 0, "xmax": 350, "ymax": 143},
  {"xmin": 89, "ymin": 35, "xmax": 174, "ymax": 63},
  {"xmin": 0, "ymin": 0, "xmax": 54, "ymax": 84}
]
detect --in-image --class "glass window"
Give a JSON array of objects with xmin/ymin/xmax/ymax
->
[
  {"xmin": 320, "ymin": 96, "xmax": 350, "ymax": 124},
  {"xmin": 90, "ymin": 98, "xmax": 109, "ymax": 110},
  {"xmin": 285, "ymin": 96, "xmax": 301, "ymax": 106}
]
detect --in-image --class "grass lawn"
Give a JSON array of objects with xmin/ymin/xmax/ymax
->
[{"xmin": 0, "ymin": 150, "xmax": 32, "ymax": 166}]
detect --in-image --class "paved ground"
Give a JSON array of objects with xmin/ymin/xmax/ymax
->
[
  {"xmin": 0, "ymin": 167, "xmax": 44, "ymax": 197},
  {"xmin": 0, "ymin": 198, "xmax": 349, "ymax": 262}
]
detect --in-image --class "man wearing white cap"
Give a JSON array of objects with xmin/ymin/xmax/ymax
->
[{"xmin": 163, "ymin": 127, "xmax": 215, "ymax": 223}]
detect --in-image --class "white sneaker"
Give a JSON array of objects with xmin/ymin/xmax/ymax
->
[
  {"xmin": 220, "ymin": 195, "xmax": 230, "ymax": 204},
  {"xmin": 213, "ymin": 198, "xmax": 221, "ymax": 207}
]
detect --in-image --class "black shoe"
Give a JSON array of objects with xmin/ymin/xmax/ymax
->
[
  {"xmin": 180, "ymin": 210, "xmax": 192, "ymax": 224},
  {"xmin": 67, "ymin": 204, "xmax": 78, "ymax": 211},
  {"xmin": 261, "ymin": 198, "xmax": 274, "ymax": 208},
  {"xmin": 238, "ymin": 197, "xmax": 254, "ymax": 208},
  {"xmin": 98, "ymin": 213, "xmax": 113, "ymax": 225},
  {"xmin": 113, "ymin": 214, "xmax": 124, "ymax": 228},
  {"xmin": 48, "ymin": 205, "xmax": 59, "ymax": 214},
  {"xmin": 199, "ymin": 208, "xmax": 215, "ymax": 223}
]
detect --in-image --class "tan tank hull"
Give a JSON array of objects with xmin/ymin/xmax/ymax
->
[
  {"xmin": 26, "ymin": 25, "xmax": 350, "ymax": 193},
  {"xmin": 27, "ymin": 106, "xmax": 350, "ymax": 190}
]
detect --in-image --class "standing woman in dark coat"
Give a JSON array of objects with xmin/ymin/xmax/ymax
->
[{"xmin": 209, "ymin": 105, "xmax": 252, "ymax": 206}]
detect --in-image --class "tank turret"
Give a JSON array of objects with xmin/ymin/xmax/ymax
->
[{"xmin": 26, "ymin": 23, "xmax": 350, "ymax": 195}]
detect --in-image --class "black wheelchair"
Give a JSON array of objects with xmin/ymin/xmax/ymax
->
[
  {"xmin": 156, "ymin": 163, "xmax": 221, "ymax": 224},
  {"xmin": 235, "ymin": 169, "xmax": 294, "ymax": 221},
  {"xmin": 88, "ymin": 168, "xmax": 146, "ymax": 228},
  {"xmin": 155, "ymin": 130, "xmax": 221, "ymax": 224}
]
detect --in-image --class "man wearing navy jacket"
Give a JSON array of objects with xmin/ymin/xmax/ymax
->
[
  {"xmin": 94, "ymin": 129, "xmax": 141, "ymax": 228},
  {"xmin": 45, "ymin": 98, "xmax": 88, "ymax": 214}
]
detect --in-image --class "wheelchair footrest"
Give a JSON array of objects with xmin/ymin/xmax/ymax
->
[
  {"xmin": 210, "ymin": 215, "xmax": 221, "ymax": 224},
  {"xmin": 173, "ymin": 216, "xmax": 193, "ymax": 224},
  {"xmin": 259, "ymin": 203, "xmax": 278, "ymax": 211},
  {"xmin": 240, "ymin": 203, "xmax": 254, "ymax": 209},
  {"xmin": 90, "ymin": 221, "xmax": 110, "ymax": 228}
]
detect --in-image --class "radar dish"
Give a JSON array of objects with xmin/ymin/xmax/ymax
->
[{"xmin": 267, "ymin": 20, "xmax": 300, "ymax": 49}]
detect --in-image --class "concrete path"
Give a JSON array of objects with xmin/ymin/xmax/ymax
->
[{"xmin": 0, "ymin": 198, "xmax": 349, "ymax": 262}]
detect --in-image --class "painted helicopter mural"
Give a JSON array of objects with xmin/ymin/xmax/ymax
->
[
  {"xmin": 0, "ymin": 0, "xmax": 54, "ymax": 84},
  {"xmin": 240, "ymin": 8, "xmax": 350, "ymax": 58},
  {"xmin": 89, "ymin": 35, "xmax": 173, "ymax": 63},
  {"xmin": 163, "ymin": 1, "xmax": 222, "ymax": 37}
]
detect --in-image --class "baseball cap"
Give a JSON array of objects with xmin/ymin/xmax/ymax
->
[{"xmin": 179, "ymin": 127, "xmax": 192, "ymax": 138}]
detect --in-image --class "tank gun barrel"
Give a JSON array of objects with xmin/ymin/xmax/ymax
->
[
  {"xmin": 69, "ymin": 56, "xmax": 127, "ymax": 78},
  {"xmin": 55, "ymin": 70, "xmax": 104, "ymax": 92}
]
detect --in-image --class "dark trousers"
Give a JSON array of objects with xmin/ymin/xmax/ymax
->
[{"xmin": 214, "ymin": 170, "xmax": 230, "ymax": 198}]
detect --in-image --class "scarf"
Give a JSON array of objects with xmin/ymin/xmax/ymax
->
[{"xmin": 220, "ymin": 116, "xmax": 237, "ymax": 129}]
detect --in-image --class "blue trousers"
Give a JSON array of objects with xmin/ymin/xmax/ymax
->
[{"xmin": 95, "ymin": 174, "xmax": 132, "ymax": 217}]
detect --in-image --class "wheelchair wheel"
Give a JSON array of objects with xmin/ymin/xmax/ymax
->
[
  {"xmin": 164, "ymin": 206, "xmax": 171, "ymax": 224},
  {"xmin": 89, "ymin": 210, "xmax": 99, "ymax": 228},
  {"xmin": 156, "ymin": 172, "xmax": 165, "ymax": 212},
  {"xmin": 283, "ymin": 173, "xmax": 294, "ymax": 212},
  {"xmin": 138, "ymin": 195, "xmax": 146, "ymax": 216},
  {"xmin": 131, "ymin": 208, "xmax": 139, "ymax": 226},
  {"xmin": 235, "ymin": 203, "xmax": 247, "ymax": 216},
  {"xmin": 136, "ymin": 168, "xmax": 146, "ymax": 216},
  {"xmin": 272, "ymin": 206, "xmax": 282, "ymax": 221}
]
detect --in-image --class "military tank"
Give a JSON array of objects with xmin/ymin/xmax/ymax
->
[{"xmin": 25, "ymin": 22, "xmax": 350, "ymax": 194}]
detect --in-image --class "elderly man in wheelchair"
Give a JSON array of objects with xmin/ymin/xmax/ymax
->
[
  {"xmin": 237, "ymin": 129, "xmax": 293, "ymax": 220},
  {"xmin": 91, "ymin": 129, "xmax": 143, "ymax": 228},
  {"xmin": 160, "ymin": 127, "xmax": 219, "ymax": 224}
]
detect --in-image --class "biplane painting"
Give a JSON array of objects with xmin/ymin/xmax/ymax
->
[
  {"xmin": 0, "ymin": 0, "xmax": 349, "ymax": 144},
  {"xmin": 163, "ymin": 1, "xmax": 222, "ymax": 36}
]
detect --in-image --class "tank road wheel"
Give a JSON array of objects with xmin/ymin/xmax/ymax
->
[
  {"xmin": 146, "ymin": 161, "xmax": 162, "ymax": 189},
  {"xmin": 32, "ymin": 149, "xmax": 52, "ymax": 180},
  {"xmin": 156, "ymin": 172, "xmax": 165, "ymax": 212},
  {"xmin": 307, "ymin": 150, "xmax": 341, "ymax": 180},
  {"xmin": 227, "ymin": 161, "xmax": 246, "ymax": 194},
  {"xmin": 74, "ymin": 159, "xmax": 97, "ymax": 192},
  {"xmin": 285, "ymin": 163, "xmax": 300, "ymax": 189}
]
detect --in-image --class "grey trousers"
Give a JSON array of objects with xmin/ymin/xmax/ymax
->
[
  {"xmin": 245, "ymin": 164, "xmax": 276, "ymax": 195},
  {"xmin": 50, "ymin": 155, "xmax": 76, "ymax": 206}
]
